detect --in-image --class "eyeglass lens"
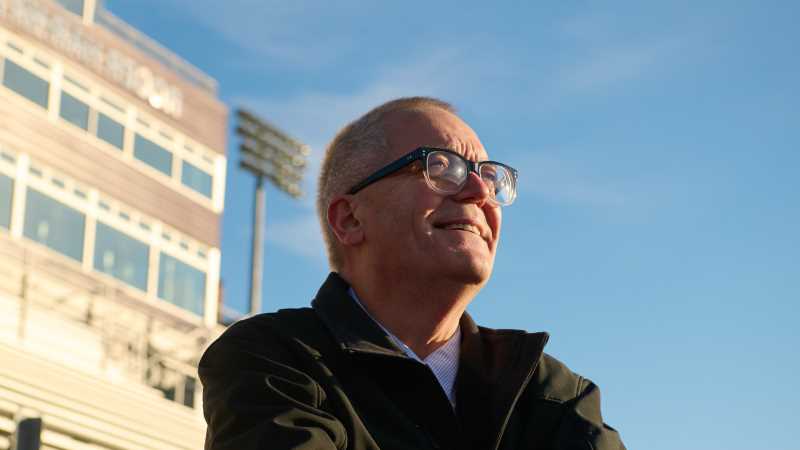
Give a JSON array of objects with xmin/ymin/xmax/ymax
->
[{"xmin": 425, "ymin": 151, "xmax": 515, "ymax": 205}]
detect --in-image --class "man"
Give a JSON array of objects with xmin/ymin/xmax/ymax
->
[{"xmin": 200, "ymin": 97, "xmax": 626, "ymax": 450}]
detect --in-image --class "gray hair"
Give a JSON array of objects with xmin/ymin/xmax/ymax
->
[{"xmin": 316, "ymin": 96, "xmax": 455, "ymax": 270}]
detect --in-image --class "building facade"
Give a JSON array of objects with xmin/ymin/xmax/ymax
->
[{"xmin": 0, "ymin": 0, "xmax": 227, "ymax": 448}]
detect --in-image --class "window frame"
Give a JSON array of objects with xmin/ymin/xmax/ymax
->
[
  {"xmin": 0, "ymin": 148, "xmax": 215, "ymax": 321},
  {"xmin": 1, "ymin": 55, "xmax": 52, "ymax": 109}
]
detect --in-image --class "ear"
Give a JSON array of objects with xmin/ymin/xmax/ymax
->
[{"xmin": 327, "ymin": 195, "xmax": 364, "ymax": 246}]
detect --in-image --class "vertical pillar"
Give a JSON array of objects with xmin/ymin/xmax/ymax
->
[
  {"xmin": 204, "ymin": 247, "xmax": 221, "ymax": 327},
  {"xmin": 10, "ymin": 153, "xmax": 29, "ymax": 239},
  {"xmin": 249, "ymin": 176, "xmax": 265, "ymax": 316},
  {"xmin": 47, "ymin": 63, "xmax": 62, "ymax": 122},
  {"xmin": 83, "ymin": 0, "xmax": 98, "ymax": 25},
  {"xmin": 81, "ymin": 190, "xmax": 99, "ymax": 272},
  {"xmin": 212, "ymin": 154, "xmax": 226, "ymax": 213},
  {"xmin": 12, "ymin": 413, "xmax": 42, "ymax": 450}
]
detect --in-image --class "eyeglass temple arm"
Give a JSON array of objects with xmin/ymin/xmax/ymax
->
[{"xmin": 346, "ymin": 150, "xmax": 425, "ymax": 195}]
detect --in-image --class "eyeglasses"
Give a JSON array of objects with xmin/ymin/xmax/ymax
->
[{"xmin": 347, "ymin": 147, "xmax": 518, "ymax": 206}]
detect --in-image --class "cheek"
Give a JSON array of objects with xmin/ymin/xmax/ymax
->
[
  {"xmin": 414, "ymin": 205, "xmax": 437, "ymax": 242},
  {"xmin": 486, "ymin": 206, "xmax": 502, "ymax": 245}
]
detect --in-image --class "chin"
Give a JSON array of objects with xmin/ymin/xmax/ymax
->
[{"xmin": 441, "ymin": 254, "xmax": 494, "ymax": 286}]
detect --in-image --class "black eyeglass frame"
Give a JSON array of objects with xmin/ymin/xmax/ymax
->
[{"xmin": 346, "ymin": 147, "xmax": 519, "ymax": 205}]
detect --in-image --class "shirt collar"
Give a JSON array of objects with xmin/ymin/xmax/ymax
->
[
  {"xmin": 347, "ymin": 287, "xmax": 460, "ymax": 360},
  {"xmin": 348, "ymin": 287, "xmax": 461, "ymax": 406},
  {"xmin": 311, "ymin": 273, "xmax": 550, "ymax": 414}
]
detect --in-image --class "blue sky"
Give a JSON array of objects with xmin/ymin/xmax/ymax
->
[{"xmin": 106, "ymin": 1, "xmax": 799, "ymax": 448}]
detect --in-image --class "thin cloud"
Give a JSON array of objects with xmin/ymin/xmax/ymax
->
[
  {"xmin": 161, "ymin": 0, "xmax": 374, "ymax": 68},
  {"xmin": 215, "ymin": 8, "xmax": 694, "ymax": 261},
  {"xmin": 557, "ymin": 37, "xmax": 690, "ymax": 92},
  {"xmin": 265, "ymin": 213, "xmax": 328, "ymax": 266},
  {"xmin": 552, "ymin": 12, "xmax": 701, "ymax": 93},
  {"xmin": 517, "ymin": 153, "xmax": 629, "ymax": 209}
]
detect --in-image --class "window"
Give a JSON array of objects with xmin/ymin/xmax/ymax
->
[
  {"xmin": 56, "ymin": 0, "xmax": 84, "ymax": 16},
  {"xmin": 60, "ymin": 92, "xmax": 89, "ymax": 130},
  {"xmin": 2, "ymin": 59, "xmax": 50, "ymax": 108},
  {"xmin": 181, "ymin": 162, "xmax": 213, "ymax": 198},
  {"xmin": 183, "ymin": 376, "xmax": 196, "ymax": 408},
  {"xmin": 93, "ymin": 222, "xmax": 149, "ymax": 291},
  {"xmin": 96, "ymin": 113, "xmax": 125, "ymax": 150},
  {"xmin": 134, "ymin": 135, "xmax": 172, "ymax": 176},
  {"xmin": 0, "ymin": 174, "xmax": 13, "ymax": 229},
  {"xmin": 23, "ymin": 188, "xmax": 85, "ymax": 262},
  {"xmin": 158, "ymin": 253, "xmax": 205, "ymax": 316}
]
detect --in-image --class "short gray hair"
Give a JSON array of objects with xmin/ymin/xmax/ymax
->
[{"xmin": 316, "ymin": 96, "xmax": 455, "ymax": 270}]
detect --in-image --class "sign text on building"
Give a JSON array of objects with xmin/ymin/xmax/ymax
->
[{"xmin": 0, "ymin": 0, "xmax": 183, "ymax": 118}]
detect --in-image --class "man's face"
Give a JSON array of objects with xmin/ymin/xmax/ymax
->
[{"xmin": 354, "ymin": 108, "xmax": 502, "ymax": 287}]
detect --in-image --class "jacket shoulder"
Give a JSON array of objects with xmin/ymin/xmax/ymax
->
[
  {"xmin": 527, "ymin": 352, "xmax": 588, "ymax": 403},
  {"xmin": 527, "ymin": 354, "xmax": 627, "ymax": 449},
  {"xmin": 215, "ymin": 307, "xmax": 317, "ymax": 341},
  {"xmin": 200, "ymin": 307, "xmax": 329, "ymax": 368}
]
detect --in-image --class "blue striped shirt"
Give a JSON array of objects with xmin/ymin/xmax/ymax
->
[{"xmin": 349, "ymin": 288, "xmax": 461, "ymax": 407}]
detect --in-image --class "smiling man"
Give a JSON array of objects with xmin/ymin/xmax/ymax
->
[{"xmin": 199, "ymin": 97, "xmax": 626, "ymax": 450}]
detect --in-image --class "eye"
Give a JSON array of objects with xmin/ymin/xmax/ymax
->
[
  {"xmin": 481, "ymin": 165, "xmax": 498, "ymax": 180},
  {"xmin": 427, "ymin": 155, "xmax": 450, "ymax": 176}
]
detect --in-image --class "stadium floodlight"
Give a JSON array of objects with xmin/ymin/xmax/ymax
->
[{"xmin": 235, "ymin": 109, "xmax": 310, "ymax": 316}]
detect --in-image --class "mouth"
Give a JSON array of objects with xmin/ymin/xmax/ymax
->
[
  {"xmin": 432, "ymin": 218, "xmax": 488, "ymax": 240},
  {"xmin": 438, "ymin": 223, "xmax": 482, "ymax": 236}
]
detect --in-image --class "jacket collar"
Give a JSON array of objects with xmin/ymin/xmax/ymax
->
[
  {"xmin": 312, "ymin": 272, "xmax": 411, "ymax": 358},
  {"xmin": 311, "ymin": 272, "xmax": 550, "ymax": 448},
  {"xmin": 312, "ymin": 272, "xmax": 549, "ymax": 362}
]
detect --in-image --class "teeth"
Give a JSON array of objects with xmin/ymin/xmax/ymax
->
[{"xmin": 443, "ymin": 223, "xmax": 480, "ymax": 235}]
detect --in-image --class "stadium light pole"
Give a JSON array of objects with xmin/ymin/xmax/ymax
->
[{"xmin": 235, "ymin": 109, "xmax": 310, "ymax": 316}]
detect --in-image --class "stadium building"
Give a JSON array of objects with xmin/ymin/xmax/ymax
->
[{"xmin": 0, "ymin": 0, "xmax": 227, "ymax": 448}]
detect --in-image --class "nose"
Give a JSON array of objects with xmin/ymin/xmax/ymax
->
[{"xmin": 453, "ymin": 170, "xmax": 491, "ymax": 205}]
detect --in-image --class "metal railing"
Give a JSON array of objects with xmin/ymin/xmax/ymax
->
[{"xmin": 0, "ymin": 234, "xmax": 217, "ymax": 410}]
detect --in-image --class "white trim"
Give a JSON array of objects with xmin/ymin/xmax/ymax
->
[
  {"xmin": 25, "ymin": 167, "xmax": 92, "ymax": 215},
  {"xmin": 0, "ymin": 143, "xmax": 219, "ymax": 321},
  {"xmin": 1, "ymin": 41, "xmax": 50, "ymax": 81},
  {"xmin": 172, "ymin": 137, "xmax": 183, "ymax": 183},
  {"xmin": 81, "ymin": 190, "xmax": 99, "ymax": 272},
  {"xmin": 82, "ymin": 0, "xmax": 97, "ymax": 25},
  {"xmin": 9, "ymin": 153, "xmax": 28, "ymax": 239},
  {"xmin": 212, "ymin": 154, "xmax": 226, "ymax": 213},
  {"xmin": 122, "ymin": 105, "xmax": 136, "ymax": 159},
  {"xmin": 0, "ymin": 145, "xmax": 15, "ymax": 178},
  {"xmin": 204, "ymin": 247, "xmax": 220, "ymax": 327},
  {"xmin": 147, "ymin": 222, "xmax": 161, "ymax": 299},
  {"xmin": 47, "ymin": 60, "xmax": 62, "ymax": 122},
  {"xmin": 0, "ymin": 30, "xmax": 227, "ymax": 211}
]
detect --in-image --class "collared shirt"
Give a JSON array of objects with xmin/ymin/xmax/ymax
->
[{"xmin": 348, "ymin": 288, "xmax": 461, "ymax": 407}]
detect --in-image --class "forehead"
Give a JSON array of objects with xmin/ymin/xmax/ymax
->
[{"xmin": 383, "ymin": 108, "xmax": 488, "ymax": 162}]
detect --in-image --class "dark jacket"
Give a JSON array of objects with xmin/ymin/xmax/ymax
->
[{"xmin": 199, "ymin": 273, "xmax": 625, "ymax": 450}]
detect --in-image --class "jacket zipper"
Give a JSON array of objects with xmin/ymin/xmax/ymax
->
[{"xmin": 490, "ymin": 338, "xmax": 548, "ymax": 450}]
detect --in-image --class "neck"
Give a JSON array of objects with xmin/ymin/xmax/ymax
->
[{"xmin": 340, "ymin": 265, "xmax": 480, "ymax": 359}]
